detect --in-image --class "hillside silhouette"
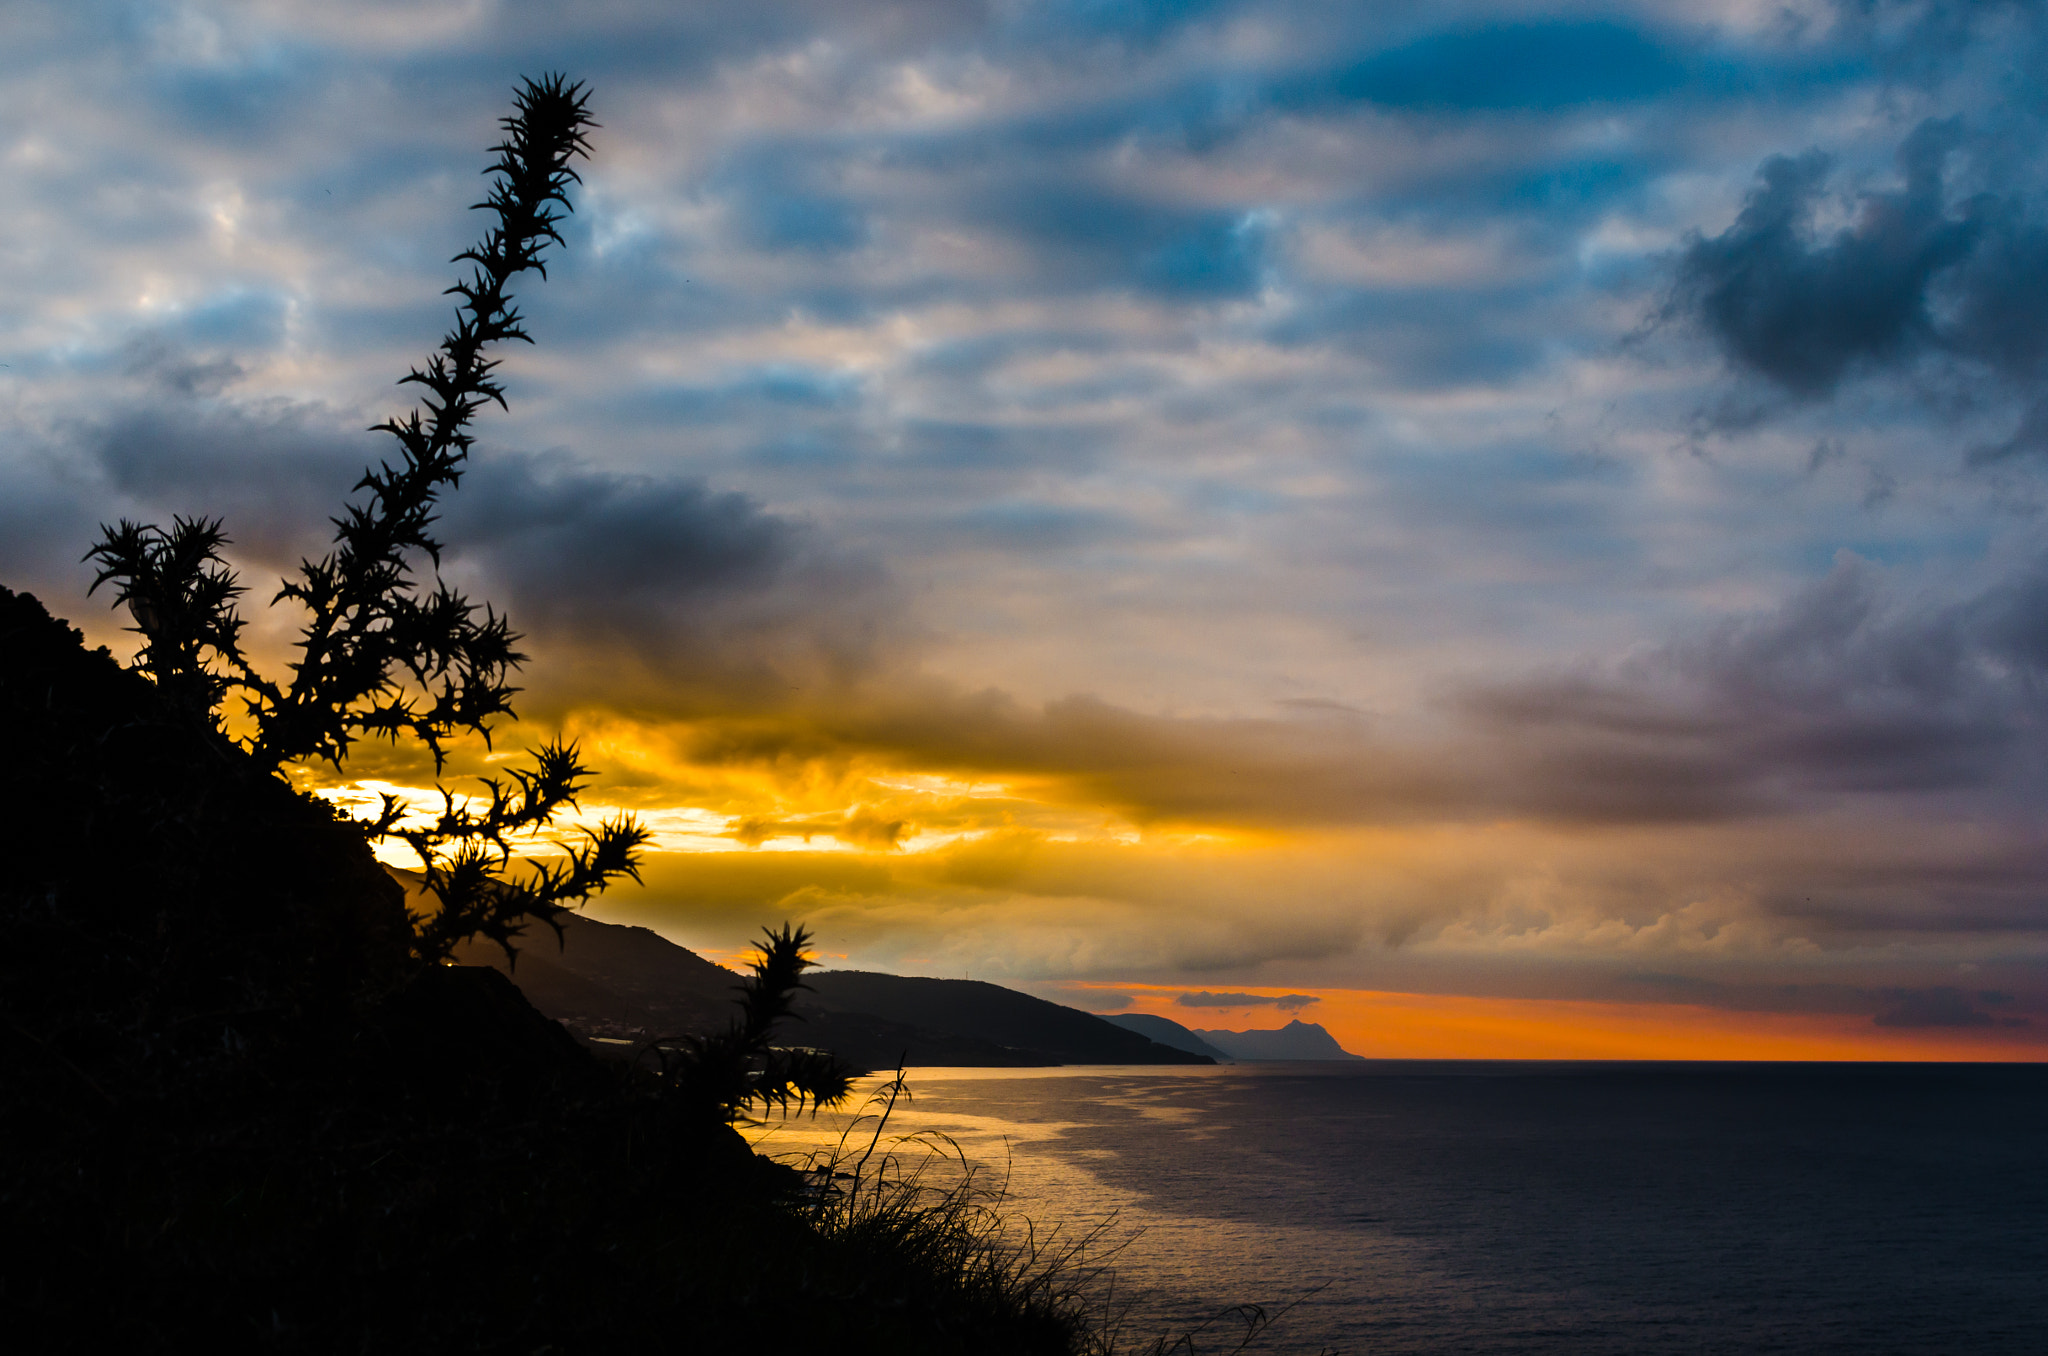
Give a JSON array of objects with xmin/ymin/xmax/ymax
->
[
  {"xmin": 446, "ymin": 903, "xmax": 741, "ymax": 1037},
  {"xmin": 1104, "ymin": 1013, "xmax": 1233, "ymax": 1060},
  {"xmin": 0, "ymin": 585, "xmax": 1091, "ymax": 1352},
  {"xmin": 454, "ymin": 910, "xmax": 1213, "ymax": 1067},
  {"xmin": 809, "ymin": 971, "xmax": 1212, "ymax": 1066}
]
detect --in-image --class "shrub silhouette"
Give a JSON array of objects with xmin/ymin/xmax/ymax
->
[
  {"xmin": 80, "ymin": 70, "xmax": 861, "ymax": 1118},
  {"xmin": 89, "ymin": 76, "xmax": 587, "ymax": 774},
  {"xmin": 83, "ymin": 75, "xmax": 653, "ymax": 967},
  {"xmin": 654, "ymin": 923, "xmax": 857, "ymax": 1121}
]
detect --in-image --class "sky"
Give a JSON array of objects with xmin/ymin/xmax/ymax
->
[{"xmin": 8, "ymin": 0, "xmax": 2048, "ymax": 1057}]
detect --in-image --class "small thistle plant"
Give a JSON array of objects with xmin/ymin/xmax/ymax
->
[{"xmin": 653, "ymin": 923, "xmax": 857, "ymax": 1122}]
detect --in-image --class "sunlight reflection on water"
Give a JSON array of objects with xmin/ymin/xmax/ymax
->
[
  {"xmin": 748, "ymin": 1061, "xmax": 2048, "ymax": 1355},
  {"xmin": 748, "ymin": 1066, "xmax": 1409, "ymax": 1352}
]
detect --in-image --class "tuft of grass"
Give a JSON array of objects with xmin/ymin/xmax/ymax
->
[
  {"xmin": 765, "ymin": 1070, "xmax": 1110, "ymax": 1353},
  {"xmin": 768, "ymin": 1076, "xmax": 1333, "ymax": 1356},
  {"xmin": 819, "ymin": 1138, "xmax": 1112, "ymax": 1336}
]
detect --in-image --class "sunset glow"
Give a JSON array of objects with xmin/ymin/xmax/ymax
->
[
  {"xmin": 9, "ymin": 2, "xmax": 2048, "ymax": 1058},
  {"xmin": 1089, "ymin": 984, "xmax": 2048, "ymax": 1063}
]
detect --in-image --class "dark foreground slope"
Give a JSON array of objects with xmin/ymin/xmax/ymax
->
[{"xmin": 0, "ymin": 588, "xmax": 1083, "ymax": 1356}]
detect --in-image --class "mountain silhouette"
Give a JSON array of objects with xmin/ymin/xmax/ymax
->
[
  {"xmin": 453, "ymin": 910, "xmax": 1209, "ymax": 1067},
  {"xmin": 807, "ymin": 971, "xmax": 1212, "ymax": 1066},
  {"xmin": 1103, "ymin": 1012, "xmax": 1233, "ymax": 1060},
  {"xmin": 1188, "ymin": 1019, "xmax": 1365, "ymax": 1061}
]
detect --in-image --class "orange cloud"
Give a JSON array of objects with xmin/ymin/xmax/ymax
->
[{"xmin": 727, "ymin": 806, "xmax": 909, "ymax": 849}]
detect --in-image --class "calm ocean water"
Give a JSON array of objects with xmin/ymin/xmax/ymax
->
[{"xmin": 752, "ymin": 1062, "xmax": 2048, "ymax": 1354}]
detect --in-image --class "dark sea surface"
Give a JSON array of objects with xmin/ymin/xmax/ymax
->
[{"xmin": 754, "ymin": 1062, "xmax": 2048, "ymax": 1354}]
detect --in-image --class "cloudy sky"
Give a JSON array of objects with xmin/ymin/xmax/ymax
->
[{"xmin": 9, "ymin": 0, "xmax": 2048, "ymax": 1056}]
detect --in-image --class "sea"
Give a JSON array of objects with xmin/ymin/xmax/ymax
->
[{"xmin": 749, "ymin": 1062, "xmax": 2048, "ymax": 1355}]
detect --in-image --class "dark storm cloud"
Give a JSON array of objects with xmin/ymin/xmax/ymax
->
[
  {"xmin": 1872, "ymin": 987, "xmax": 2029, "ymax": 1029},
  {"xmin": 1465, "ymin": 554, "xmax": 2048, "ymax": 822},
  {"xmin": 438, "ymin": 451, "xmax": 901, "ymax": 706},
  {"xmin": 1, "ymin": 314, "xmax": 387, "ymax": 598},
  {"xmin": 1950, "ymin": 204, "xmax": 2048, "ymax": 381},
  {"xmin": 63, "ymin": 353, "xmax": 373, "ymax": 568},
  {"xmin": 1673, "ymin": 113, "xmax": 2048, "ymax": 442},
  {"xmin": 1175, "ymin": 990, "xmax": 1318, "ymax": 1010},
  {"xmin": 87, "ymin": 401, "xmax": 366, "ymax": 563},
  {"xmin": 642, "ymin": 544, "xmax": 2048, "ymax": 837},
  {"xmin": 1673, "ymin": 120, "xmax": 1979, "ymax": 397},
  {"xmin": 34, "ymin": 346, "xmax": 901, "ymax": 715},
  {"xmin": 444, "ymin": 456, "xmax": 797, "ymax": 608}
]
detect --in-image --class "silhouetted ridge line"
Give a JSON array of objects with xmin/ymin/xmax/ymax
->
[
  {"xmin": 452, "ymin": 911, "xmax": 1213, "ymax": 1066},
  {"xmin": 1190, "ymin": 1019, "xmax": 1366, "ymax": 1061},
  {"xmin": 807, "ymin": 971, "xmax": 1214, "ymax": 1065},
  {"xmin": 1103, "ymin": 1013, "xmax": 1233, "ymax": 1061}
]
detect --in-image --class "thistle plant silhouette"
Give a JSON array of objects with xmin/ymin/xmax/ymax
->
[
  {"xmin": 84, "ymin": 76, "xmax": 647, "ymax": 965},
  {"xmin": 82, "ymin": 73, "xmax": 856, "ymax": 1123},
  {"xmin": 5, "ymin": 74, "xmax": 1088, "ymax": 1356}
]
